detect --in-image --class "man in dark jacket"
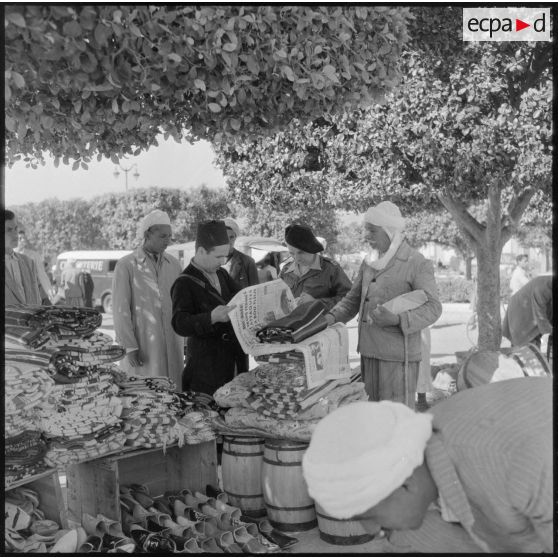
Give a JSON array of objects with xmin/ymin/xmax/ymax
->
[
  {"xmin": 171, "ymin": 220, "xmax": 248, "ymax": 395},
  {"xmin": 223, "ymin": 218, "xmax": 259, "ymax": 289}
]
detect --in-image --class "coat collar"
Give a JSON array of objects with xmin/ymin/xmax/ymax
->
[{"xmin": 134, "ymin": 246, "xmax": 172, "ymax": 265}]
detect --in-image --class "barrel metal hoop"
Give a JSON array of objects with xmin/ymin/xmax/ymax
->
[
  {"xmin": 225, "ymin": 490, "xmax": 264, "ymax": 499},
  {"xmin": 225, "ymin": 439, "xmax": 265, "ymax": 446},
  {"xmin": 264, "ymin": 444, "xmax": 307, "ymax": 452},
  {"xmin": 223, "ymin": 450, "xmax": 264, "ymax": 457},
  {"xmin": 265, "ymin": 502, "xmax": 315, "ymax": 511},
  {"xmin": 263, "ymin": 458, "xmax": 302, "ymax": 466}
]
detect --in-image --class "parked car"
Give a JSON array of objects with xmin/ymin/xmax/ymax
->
[{"xmin": 54, "ymin": 250, "xmax": 132, "ymax": 313}]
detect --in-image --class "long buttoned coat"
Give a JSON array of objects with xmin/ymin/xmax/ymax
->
[
  {"xmin": 171, "ymin": 263, "xmax": 248, "ymax": 395},
  {"xmin": 112, "ymin": 248, "xmax": 184, "ymax": 389}
]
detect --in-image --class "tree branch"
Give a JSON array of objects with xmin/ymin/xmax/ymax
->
[
  {"xmin": 501, "ymin": 186, "xmax": 536, "ymax": 244},
  {"xmin": 437, "ymin": 193, "xmax": 484, "ymax": 245}
]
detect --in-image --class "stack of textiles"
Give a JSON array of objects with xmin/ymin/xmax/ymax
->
[
  {"xmin": 5, "ymin": 363, "xmax": 55, "ymax": 483},
  {"xmin": 114, "ymin": 376, "xmax": 217, "ymax": 449},
  {"xmin": 175, "ymin": 392, "xmax": 220, "ymax": 445},
  {"xmin": 113, "ymin": 375, "xmax": 181, "ymax": 450},
  {"xmin": 5, "ymin": 305, "xmax": 102, "ymax": 338},
  {"xmin": 39, "ymin": 365, "xmax": 125, "ymax": 468},
  {"xmin": 5, "ymin": 305, "xmax": 127, "ymax": 470},
  {"xmin": 212, "ymin": 359, "xmax": 366, "ymax": 441},
  {"xmin": 5, "ymin": 431, "xmax": 50, "ymax": 486}
]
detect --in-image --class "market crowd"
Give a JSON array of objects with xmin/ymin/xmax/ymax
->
[{"xmin": 4, "ymin": 205, "xmax": 553, "ymax": 553}]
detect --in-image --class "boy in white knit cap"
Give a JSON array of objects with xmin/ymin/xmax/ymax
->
[
  {"xmin": 302, "ymin": 376, "xmax": 552, "ymax": 553},
  {"xmin": 324, "ymin": 201, "xmax": 441, "ymax": 408}
]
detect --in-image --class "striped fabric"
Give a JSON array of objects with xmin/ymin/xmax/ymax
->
[{"xmin": 424, "ymin": 377, "xmax": 552, "ymax": 553}]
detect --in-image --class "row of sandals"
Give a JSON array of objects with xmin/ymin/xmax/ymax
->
[{"xmin": 77, "ymin": 483, "xmax": 298, "ymax": 553}]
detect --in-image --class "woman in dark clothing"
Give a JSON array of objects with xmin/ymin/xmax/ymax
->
[
  {"xmin": 171, "ymin": 220, "xmax": 248, "ymax": 395},
  {"xmin": 280, "ymin": 224, "xmax": 352, "ymax": 311}
]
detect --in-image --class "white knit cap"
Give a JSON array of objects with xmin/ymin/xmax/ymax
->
[
  {"xmin": 223, "ymin": 218, "xmax": 240, "ymax": 237},
  {"xmin": 364, "ymin": 201, "xmax": 405, "ymax": 240},
  {"xmin": 140, "ymin": 210, "xmax": 171, "ymax": 234},
  {"xmin": 302, "ymin": 400, "xmax": 433, "ymax": 519}
]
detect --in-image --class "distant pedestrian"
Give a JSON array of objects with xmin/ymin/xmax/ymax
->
[
  {"xmin": 112, "ymin": 209, "xmax": 184, "ymax": 389},
  {"xmin": 56, "ymin": 259, "xmax": 85, "ymax": 306},
  {"xmin": 222, "ymin": 218, "xmax": 259, "ymax": 288},
  {"xmin": 509, "ymin": 254, "xmax": 530, "ymax": 294},
  {"xmin": 4, "ymin": 210, "xmax": 42, "ymax": 306},
  {"xmin": 15, "ymin": 228, "xmax": 52, "ymax": 304}
]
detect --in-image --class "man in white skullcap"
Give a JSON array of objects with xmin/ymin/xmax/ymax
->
[
  {"xmin": 302, "ymin": 376, "xmax": 552, "ymax": 553},
  {"xmin": 112, "ymin": 209, "xmax": 184, "ymax": 389},
  {"xmin": 221, "ymin": 217, "xmax": 259, "ymax": 289},
  {"xmin": 324, "ymin": 201, "xmax": 441, "ymax": 408}
]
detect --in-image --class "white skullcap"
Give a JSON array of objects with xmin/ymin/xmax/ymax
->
[
  {"xmin": 223, "ymin": 218, "xmax": 240, "ymax": 237},
  {"xmin": 140, "ymin": 210, "xmax": 171, "ymax": 234},
  {"xmin": 302, "ymin": 400, "xmax": 433, "ymax": 519},
  {"xmin": 364, "ymin": 201, "xmax": 405, "ymax": 240}
]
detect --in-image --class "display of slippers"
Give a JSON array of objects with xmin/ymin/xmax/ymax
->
[
  {"xmin": 77, "ymin": 535, "xmax": 103, "ymax": 553},
  {"xmin": 129, "ymin": 526, "xmax": 176, "ymax": 553},
  {"xmin": 257, "ymin": 519, "xmax": 299, "ymax": 549},
  {"xmin": 101, "ymin": 533, "xmax": 136, "ymax": 553},
  {"xmin": 217, "ymin": 531, "xmax": 244, "ymax": 553},
  {"xmin": 49, "ymin": 528, "xmax": 79, "ymax": 553},
  {"xmin": 206, "ymin": 484, "xmax": 229, "ymax": 503}
]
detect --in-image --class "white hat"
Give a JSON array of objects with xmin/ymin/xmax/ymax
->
[
  {"xmin": 223, "ymin": 218, "xmax": 240, "ymax": 237},
  {"xmin": 302, "ymin": 400, "xmax": 432, "ymax": 519},
  {"xmin": 364, "ymin": 201, "xmax": 405, "ymax": 240},
  {"xmin": 140, "ymin": 210, "xmax": 171, "ymax": 234}
]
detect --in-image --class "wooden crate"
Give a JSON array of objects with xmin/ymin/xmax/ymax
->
[
  {"xmin": 6, "ymin": 469, "xmax": 68, "ymax": 529},
  {"xmin": 66, "ymin": 441, "xmax": 218, "ymax": 522}
]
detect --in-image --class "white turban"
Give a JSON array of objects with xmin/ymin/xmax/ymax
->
[
  {"xmin": 364, "ymin": 201, "xmax": 405, "ymax": 241},
  {"xmin": 302, "ymin": 400, "xmax": 433, "ymax": 519},
  {"xmin": 140, "ymin": 210, "xmax": 171, "ymax": 234},
  {"xmin": 223, "ymin": 218, "xmax": 240, "ymax": 237}
]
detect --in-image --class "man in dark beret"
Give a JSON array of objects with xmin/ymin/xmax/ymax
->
[
  {"xmin": 280, "ymin": 223, "xmax": 352, "ymax": 311},
  {"xmin": 171, "ymin": 220, "xmax": 248, "ymax": 394}
]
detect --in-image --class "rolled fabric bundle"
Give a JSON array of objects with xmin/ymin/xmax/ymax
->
[
  {"xmin": 5, "ymin": 304, "xmax": 102, "ymax": 337},
  {"xmin": 253, "ymin": 362, "xmax": 306, "ymax": 388}
]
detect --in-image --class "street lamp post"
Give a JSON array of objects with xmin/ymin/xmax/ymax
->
[{"xmin": 113, "ymin": 163, "xmax": 140, "ymax": 192}]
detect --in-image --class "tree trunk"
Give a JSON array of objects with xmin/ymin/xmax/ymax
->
[
  {"xmin": 475, "ymin": 183, "xmax": 504, "ymax": 351},
  {"xmin": 465, "ymin": 256, "xmax": 473, "ymax": 280}
]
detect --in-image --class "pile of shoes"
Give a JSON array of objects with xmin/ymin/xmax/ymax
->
[
  {"xmin": 5, "ymin": 486, "xmax": 90, "ymax": 554},
  {"xmin": 36, "ymin": 365, "xmax": 125, "ymax": 468},
  {"xmin": 5, "ymin": 363, "xmax": 55, "ymax": 483},
  {"xmin": 115, "ymin": 376, "xmax": 184, "ymax": 450},
  {"xmin": 117, "ymin": 483, "xmax": 298, "ymax": 553},
  {"xmin": 5, "ymin": 431, "xmax": 50, "ymax": 486},
  {"xmin": 175, "ymin": 391, "xmax": 219, "ymax": 445},
  {"xmin": 115, "ymin": 376, "xmax": 220, "ymax": 449},
  {"xmin": 213, "ymin": 360, "xmax": 366, "ymax": 441}
]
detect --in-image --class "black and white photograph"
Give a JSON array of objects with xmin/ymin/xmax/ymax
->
[{"xmin": 3, "ymin": 3, "xmax": 553, "ymax": 555}]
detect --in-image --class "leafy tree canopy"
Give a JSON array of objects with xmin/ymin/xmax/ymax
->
[
  {"xmin": 5, "ymin": 4, "xmax": 411, "ymax": 167},
  {"xmin": 12, "ymin": 186, "xmax": 232, "ymax": 260}
]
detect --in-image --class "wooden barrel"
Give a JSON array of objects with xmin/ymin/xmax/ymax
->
[
  {"xmin": 262, "ymin": 439, "xmax": 317, "ymax": 532},
  {"xmin": 457, "ymin": 344, "xmax": 550, "ymax": 391},
  {"xmin": 315, "ymin": 503, "xmax": 377, "ymax": 545},
  {"xmin": 221, "ymin": 437, "xmax": 266, "ymax": 518}
]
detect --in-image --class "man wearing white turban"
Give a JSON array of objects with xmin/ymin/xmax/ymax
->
[
  {"xmin": 302, "ymin": 376, "xmax": 552, "ymax": 553},
  {"xmin": 324, "ymin": 201, "xmax": 442, "ymax": 408},
  {"xmin": 112, "ymin": 209, "xmax": 184, "ymax": 389}
]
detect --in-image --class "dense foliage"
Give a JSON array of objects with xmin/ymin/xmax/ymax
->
[
  {"xmin": 5, "ymin": 4, "xmax": 410, "ymax": 167},
  {"xmin": 12, "ymin": 186, "xmax": 232, "ymax": 260},
  {"xmin": 216, "ymin": 16, "xmax": 552, "ymax": 348}
]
